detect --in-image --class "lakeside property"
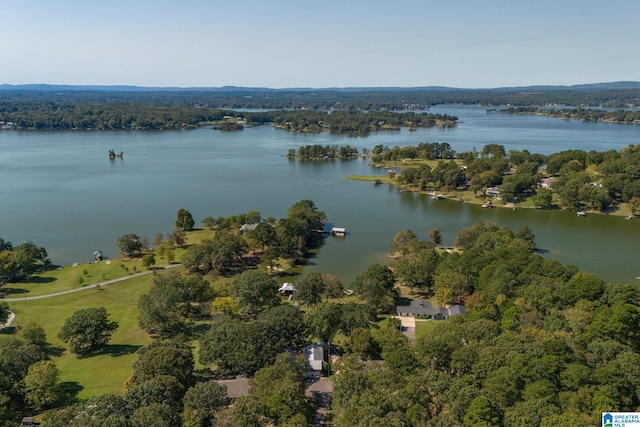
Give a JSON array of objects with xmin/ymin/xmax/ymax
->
[
  {"xmin": 2, "ymin": 105, "xmax": 640, "ymax": 286},
  {"xmin": 345, "ymin": 141, "xmax": 640, "ymax": 219}
]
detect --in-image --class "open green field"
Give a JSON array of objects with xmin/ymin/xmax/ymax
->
[
  {"xmin": 3, "ymin": 258, "xmax": 151, "ymax": 298},
  {"xmin": 5, "ymin": 272, "xmax": 158, "ymax": 399}
]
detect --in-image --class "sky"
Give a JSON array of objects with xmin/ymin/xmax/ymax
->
[{"xmin": 2, "ymin": 0, "xmax": 639, "ymax": 89}]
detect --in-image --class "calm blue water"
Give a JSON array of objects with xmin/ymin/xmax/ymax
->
[{"xmin": 1, "ymin": 105, "xmax": 639, "ymax": 284}]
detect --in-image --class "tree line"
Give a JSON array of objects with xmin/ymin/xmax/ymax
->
[
  {"xmin": 2, "ymin": 85, "xmax": 639, "ymax": 112},
  {"xmin": 497, "ymin": 106, "xmax": 640, "ymax": 124},
  {"xmin": 0, "ymin": 99, "xmax": 456, "ymax": 133}
]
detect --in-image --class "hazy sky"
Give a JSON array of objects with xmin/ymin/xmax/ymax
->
[{"xmin": 2, "ymin": 0, "xmax": 638, "ymax": 88}]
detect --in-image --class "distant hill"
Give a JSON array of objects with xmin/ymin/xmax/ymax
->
[{"xmin": 1, "ymin": 81, "xmax": 639, "ymax": 92}]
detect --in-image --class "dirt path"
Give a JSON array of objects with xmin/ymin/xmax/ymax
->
[
  {"xmin": 0, "ymin": 311, "xmax": 15, "ymax": 330},
  {"xmin": 3, "ymin": 264, "xmax": 181, "ymax": 303}
]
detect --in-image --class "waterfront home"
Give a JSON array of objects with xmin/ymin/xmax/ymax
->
[
  {"xmin": 485, "ymin": 187, "xmax": 500, "ymax": 197},
  {"xmin": 278, "ymin": 283, "xmax": 296, "ymax": 295}
]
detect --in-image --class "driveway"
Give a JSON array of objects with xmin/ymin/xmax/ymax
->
[
  {"xmin": 306, "ymin": 376, "xmax": 333, "ymax": 426},
  {"xmin": 394, "ymin": 315, "xmax": 416, "ymax": 340}
]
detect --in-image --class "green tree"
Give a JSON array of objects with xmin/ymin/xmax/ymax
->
[
  {"xmin": 131, "ymin": 403, "xmax": 182, "ymax": 427},
  {"xmin": 176, "ymin": 208, "xmax": 195, "ymax": 231},
  {"xmin": 199, "ymin": 305, "xmax": 306, "ymax": 376},
  {"xmin": 394, "ymin": 248, "xmax": 439, "ymax": 294},
  {"xmin": 21, "ymin": 322, "xmax": 47, "ymax": 345},
  {"xmin": 58, "ymin": 307, "xmax": 119, "ymax": 355},
  {"xmin": 343, "ymin": 327, "xmax": 380, "ymax": 360},
  {"xmin": 0, "ymin": 302, "xmax": 8, "ymax": 324},
  {"xmin": 24, "ymin": 360, "xmax": 64, "ymax": 411},
  {"xmin": 463, "ymin": 395, "xmax": 504, "ymax": 427},
  {"xmin": 117, "ymin": 233, "xmax": 143, "ymax": 258},
  {"xmin": 141, "ymin": 253, "xmax": 156, "ymax": 270},
  {"xmin": 322, "ymin": 273, "xmax": 344, "ymax": 301},
  {"xmin": 131, "ymin": 340, "xmax": 194, "ymax": 388},
  {"xmin": 201, "ymin": 216, "xmax": 217, "ymax": 229},
  {"xmin": 234, "ymin": 354, "xmax": 315, "ymax": 426},
  {"xmin": 352, "ymin": 264, "xmax": 397, "ymax": 312},
  {"xmin": 182, "ymin": 381, "xmax": 229, "ymax": 427},
  {"xmin": 389, "ymin": 230, "xmax": 418, "ymax": 256},
  {"xmin": 294, "ymin": 272, "xmax": 326, "ymax": 307},
  {"xmin": 42, "ymin": 393, "xmax": 130, "ymax": 426},
  {"xmin": 230, "ymin": 269, "xmax": 279, "ymax": 315},
  {"xmin": 249, "ymin": 222, "xmax": 278, "ymax": 252},
  {"xmin": 125, "ymin": 375, "xmax": 185, "ymax": 412},
  {"xmin": 0, "ymin": 337, "xmax": 48, "ymax": 398},
  {"xmin": 0, "ymin": 240, "xmax": 50, "ymax": 283},
  {"xmin": 430, "ymin": 227, "xmax": 443, "ymax": 245},
  {"xmin": 533, "ymin": 187, "xmax": 554, "ymax": 209},
  {"xmin": 138, "ymin": 271, "xmax": 212, "ymax": 336},
  {"xmin": 305, "ymin": 302, "xmax": 343, "ymax": 344}
]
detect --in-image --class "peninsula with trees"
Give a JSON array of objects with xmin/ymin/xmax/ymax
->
[{"xmin": 345, "ymin": 142, "xmax": 640, "ymax": 217}]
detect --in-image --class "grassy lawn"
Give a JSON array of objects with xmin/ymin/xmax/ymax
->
[
  {"xmin": 414, "ymin": 319, "xmax": 440, "ymax": 339},
  {"xmin": 3, "ymin": 258, "xmax": 153, "ymax": 298},
  {"xmin": 6, "ymin": 273, "xmax": 157, "ymax": 399}
]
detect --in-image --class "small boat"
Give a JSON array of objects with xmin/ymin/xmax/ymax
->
[
  {"xmin": 577, "ymin": 211, "xmax": 586, "ymax": 217},
  {"xmin": 373, "ymin": 179, "xmax": 383, "ymax": 185},
  {"xmin": 625, "ymin": 215, "xmax": 634, "ymax": 220},
  {"xmin": 109, "ymin": 150, "xmax": 124, "ymax": 159},
  {"xmin": 481, "ymin": 201, "xmax": 494, "ymax": 208}
]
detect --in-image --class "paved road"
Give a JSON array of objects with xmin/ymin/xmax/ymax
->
[{"xmin": 3, "ymin": 264, "xmax": 181, "ymax": 303}]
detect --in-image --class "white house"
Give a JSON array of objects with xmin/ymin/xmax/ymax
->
[
  {"xmin": 304, "ymin": 343, "xmax": 324, "ymax": 371},
  {"xmin": 278, "ymin": 283, "xmax": 296, "ymax": 295}
]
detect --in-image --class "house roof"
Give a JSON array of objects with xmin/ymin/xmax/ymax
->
[
  {"xmin": 304, "ymin": 344, "xmax": 324, "ymax": 361},
  {"xmin": 396, "ymin": 300, "xmax": 465, "ymax": 317},
  {"xmin": 278, "ymin": 283, "xmax": 296, "ymax": 292},
  {"xmin": 216, "ymin": 378, "xmax": 251, "ymax": 399},
  {"xmin": 239, "ymin": 223, "xmax": 258, "ymax": 232}
]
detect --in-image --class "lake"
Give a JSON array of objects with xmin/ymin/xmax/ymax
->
[{"xmin": 1, "ymin": 105, "xmax": 639, "ymax": 284}]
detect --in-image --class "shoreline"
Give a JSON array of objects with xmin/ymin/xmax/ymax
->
[{"xmin": 347, "ymin": 174, "xmax": 636, "ymax": 218}]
